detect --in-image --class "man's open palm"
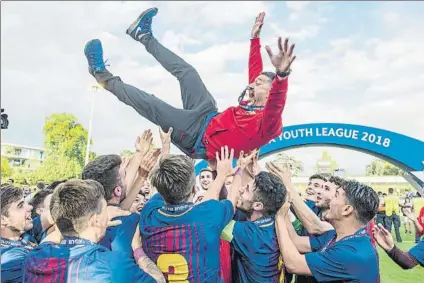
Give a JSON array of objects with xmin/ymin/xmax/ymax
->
[{"xmin": 266, "ymin": 37, "xmax": 296, "ymax": 73}]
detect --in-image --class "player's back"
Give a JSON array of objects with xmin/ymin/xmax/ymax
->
[
  {"xmin": 225, "ymin": 216, "xmax": 282, "ymax": 283},
  {"xmin": 23, "ymin": 238, "xmax": 155, "ymax": 283},
  {"xmin": 140, "ymin": 193, "xmax": 234, "ymax": 283},
  {"xmin": 1, "ymin": 245, "xmax": 31, "ymax": 283}
]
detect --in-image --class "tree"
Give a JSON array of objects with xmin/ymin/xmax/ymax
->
[
  {"xmin": 272, "ymin": 153, "xmax": 304, "ymax": 177},
  {"xmin": 366, "ymin": 159, "xmax": 404, "ymax": 176},
  {"xmin": 1, "ymin": 156, "xmax": 13, "ymax": 179},
  {"xmin": 43, "ymin": 113, "xmax": 92, "ymax": 168},
  {"xmin": 37, "ymin": 113, "xmax": 93, "ymax": 182}
]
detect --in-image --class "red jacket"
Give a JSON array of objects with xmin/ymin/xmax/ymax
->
[{"xmin": 202, "ymin": 38, "xmax": 288, "ymax": 159}]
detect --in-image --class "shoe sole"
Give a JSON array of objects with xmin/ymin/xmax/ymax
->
[
  {"xmin": 84, "ymin": 39, "xmax": 101, "ymax": 55},
  {"xmin": 126, "ymin": 7, "xmax": 158, "ymax": 35}
]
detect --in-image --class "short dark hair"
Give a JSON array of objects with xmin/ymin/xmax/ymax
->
[
  {"xmin": 328, "ymin": 176, "xmax": 344, "ymax": 187},
  {"xmin": 29, "ymin": 189, "xmax": 54, "ymax": 218},
  {"xmin": 199, "ymin": 168, "xmax": 213, "ymax": 175},
  {"xmin": 82, "ymin": 154, "xmax": 122, "ymax": 201},
  {"xmin": 36, "ymin": 181, "xmax": 46, "ymax": 191},
  {"xmin": 150, "ymin": 154, "xmax": 195, "ymax": 205},
  {"xmin": 46, "ymin": 180, "xmax": 67, "ymax": 191},
  {"xmin": 50, "ymin": 179, "xmax": 105, "ymax": 237},
  {"xmin": 309, "ymin": 174, "xmax": 327, "ymax": 182},
  {"xmin": 342, "ymin": 180, "xmax": 379, "ymax": 224},
  {"xmin": 1, "ymin": 185, "xmax": 23, "ymax": 217},
  {"xmin": 253, "ymin": 172, "xmax": 287, "ymax": 216},
  {"xmin": 388, "ymin": 188, "xmax": 394, "ymax": 194},
  {"xmin": 261, "ymin": 71, "xmax": 276, "ymax": 81}
]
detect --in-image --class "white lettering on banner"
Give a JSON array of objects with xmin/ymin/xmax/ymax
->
[{"xmin": 270, "ymin": 127, "xmax": 391, "ymax": 148}]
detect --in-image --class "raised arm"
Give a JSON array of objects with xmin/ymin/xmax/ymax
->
[
  {"xmin": 266, "ymin": 162, "xmax": 333, "ymax": 235},
  {"xmin": 248, "ymin": 12, "xmax": 265, "ymax": 83},
  {"xmin": 201, "ymin": 146, "xmax": 234, "ymax": 202},
  {"xmin": 276, "ymin": 210, "xmax": 312, "ymax": 254},
  {"xmin": 263, "ymin": 37, "xmax": 296, "ymax": 134},
  {"xmin": 373, "ymin": 224, "xmax": 420, "ymax": 270}
]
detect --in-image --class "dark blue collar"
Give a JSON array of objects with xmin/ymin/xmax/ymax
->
[
  {"xmin": 159, "ymin": 202, "xmax": 194, "ymax": 216},
  {"xmin": 60, "ymin": 237, "xmax": 95, "ymax": 246},
  {"xmin": 321, "ymin": 227, "xmax": 367, "ymax": 252},
  {"xmin": 253, "ymin": 215, "xmax": 274, "ymax": 227},
  {"xmin": 0, "ymin": 237, "xmax": 28, "ymax": 248}
]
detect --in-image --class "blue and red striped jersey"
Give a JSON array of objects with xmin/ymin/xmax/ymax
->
[
  {"xmin": 98, "ymin": 212, "xmax": 139, "ymax": 258},
  {"xmin": 22, "ymin": 237, "xmax": 155, "ymax": 283},
  {"xmin": 306, "ymin": 228, "xmax": 380, "ymax": 282},
  {"xmin": 139, "ymin": 193, "xmax": 234, "ymax": 283},
  {"xmin": 1, "ymin": 237, "xmax": 32, "ymax": 283},
  {"xmin": 222, "ymin": 216, "xmax": 283, "ymax": 283}
]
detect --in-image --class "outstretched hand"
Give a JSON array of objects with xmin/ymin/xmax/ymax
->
[
  {"xmin": 265, "ymin": 37, "xmax": 296, "ymax": 73},
  {"xmin": 139, "ymin": 148, "xmax": 161, "ymax": 177},
  {"xmin": 216, "ymin": 146, "xmax": 235, "ymax": 177},
  {"xmin": 159, "ymin": 127, "xmax": 173, "ymax": 147},
  {"xmin": 107, "ymin": 206, "xmax": 131, "ymax": 227},
  {"xmin": 372, "ymin": 223, "xmax": 395, "ymax": 252},
  {"xmin": 238, "ymin": 149, "xmax": 258, "ymax": 171},
  {"xmin": 251, "ymin": 12, "xmax": 265, "ymax": 38},
  {"xmin": 136, "ymin": 130, "xmax": 153, "ymax": 156},
  {"xmin": 265, "ymin": 161, "xmax": 292, "ymax": 187}
]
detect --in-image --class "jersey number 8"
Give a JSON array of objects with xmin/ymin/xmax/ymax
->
[{"xmin": 157, "ymin": 254, "xmax": 189, "ymax": 282}]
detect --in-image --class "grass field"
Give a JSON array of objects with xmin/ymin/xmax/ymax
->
[{"xmin": 378, "ymin": 226, "xmax": 423, "ymax": 283}]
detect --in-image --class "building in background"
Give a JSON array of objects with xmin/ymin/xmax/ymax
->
[
  {"xmin": 316, "ymin": 151, "xmax": 339, "ymax": 177},
  {"xmin": 1, "ymin": 143, "xmax": 45, "ymax": 171}
]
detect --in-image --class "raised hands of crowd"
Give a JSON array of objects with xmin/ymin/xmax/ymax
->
[
  {"xmin": 265, "ymin": 37, "xmax": 296, "ymax": 75},
  {"xmin": 265, "ymin": 161, "xmax": 293, "ymax": 190},
  {"xmin": 136, "ymin": 129, "xmax": 154, "ymax": 155},
  {"xmin": 139, "ymin": 148, "xmax": 161, "ymax": 178},
  {"xmin": 120, "ymin": 129, "xmax": 157, "ymax": 210},
  {"xmin": 159, "ymin": 127, "xmax": 173, "ymax": 156},
  {"xmin": 239, "ymin": 149, "xmax": 260, "ymax": 179},
  {"xmin": 216, "ymin": 146, "xmax": 235, "ymax": 178}
]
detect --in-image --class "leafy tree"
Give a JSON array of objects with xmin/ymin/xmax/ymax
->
[
  {"xmin": 1, "ymin": 156, "xmax": 13, "ymax": 179},
  {"xmin": 366, "ymin": 159, "xmax": 404, "ymax": 176},
  {"xmin": 43, "ymin": 113, "xmax": 92, "ymax": 168},
  {"xmin": 37, "ymin": 113, "xmax": 93, "ymax": 182},
  {"xmin": 272, "ymin": 153, "xmax": 304, "ymax": 177}
]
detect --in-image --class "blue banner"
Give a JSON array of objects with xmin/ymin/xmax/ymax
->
[{"xmin": 195, "ymin": 123, "xmax": 424, "ymax": 175}]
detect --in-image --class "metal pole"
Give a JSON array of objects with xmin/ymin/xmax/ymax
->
[{"xmin": 85, "ymin": 85, "xmax": 99, "ymax": 165}]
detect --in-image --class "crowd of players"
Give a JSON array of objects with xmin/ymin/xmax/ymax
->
[
  {"xmin": 1, "ymin": 127, "xmax": 423, "ymax": 283},
  {"xmin": 2, "ymin": 6, "xmax": 424, "ymax": 283}
]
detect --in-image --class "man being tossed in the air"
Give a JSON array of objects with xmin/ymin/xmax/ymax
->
[{"xmin": 84, "ymin": 8, "xmax": 296, "ymax": 160}]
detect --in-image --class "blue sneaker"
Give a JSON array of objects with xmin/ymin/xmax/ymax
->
[
  {"xmin": 84, "ymin": 39, "xmax": 106, "ymax": 74},
  {"xmin": 126, "ymin": 7, "xmax": 158, "ymax": 41}
]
